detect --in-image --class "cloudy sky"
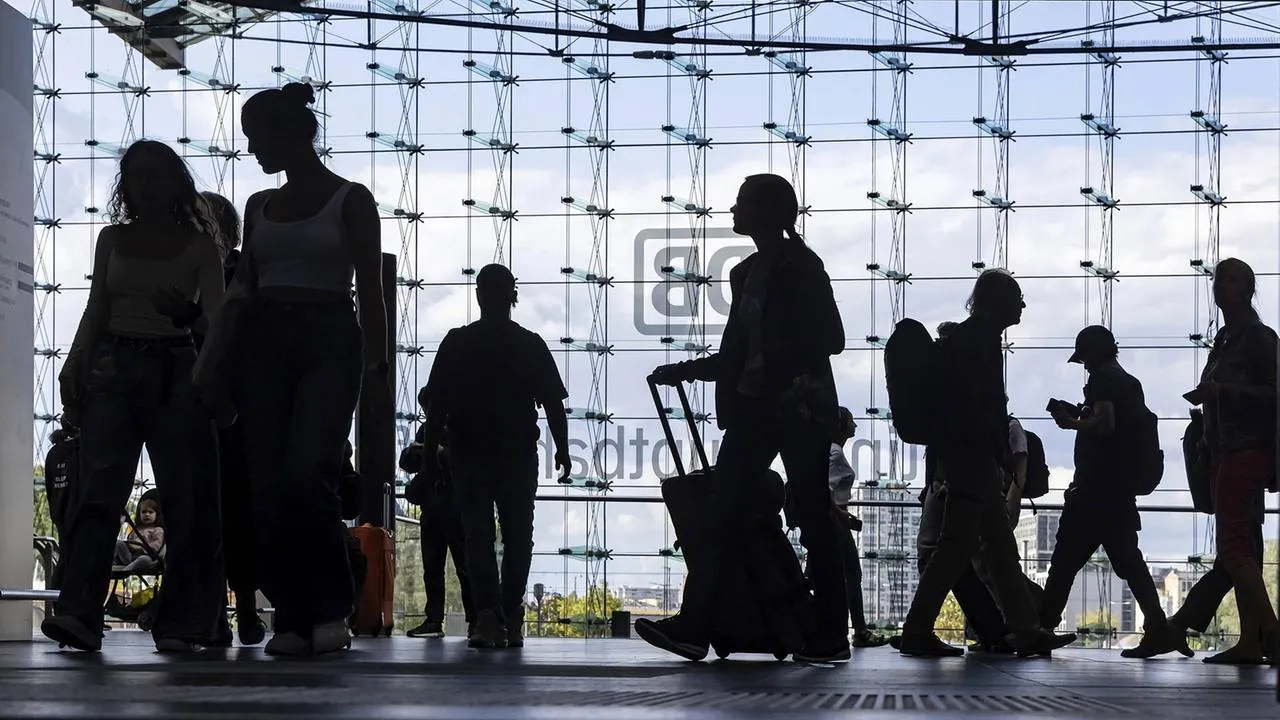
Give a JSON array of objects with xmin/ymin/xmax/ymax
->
[{"xmin": 18, "ymin": 0, "xmax": 1280, "ymax": 601}]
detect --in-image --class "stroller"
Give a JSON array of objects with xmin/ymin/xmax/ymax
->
[{"xmin": 44, "ymin": 429, "xmax": 167, "ymax": 630}]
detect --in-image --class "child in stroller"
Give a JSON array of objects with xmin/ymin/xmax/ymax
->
[{"xmin": 113, "ymin": 493, "xmax": 165, "ymax": 574}]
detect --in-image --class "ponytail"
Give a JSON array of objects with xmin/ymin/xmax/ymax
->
[{"xmin": 784, "ymin": 225, "xmax": 804, "ymax": 245}]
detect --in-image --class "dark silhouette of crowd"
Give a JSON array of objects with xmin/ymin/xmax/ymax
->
[{"xmin": 39, "ymin": 84, "xmax": 1277, "ymax": 667}]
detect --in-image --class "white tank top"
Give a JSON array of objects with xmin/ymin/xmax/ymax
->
[{"xmin": 251, "ymin": 183, "xmax": 355, "ymax": 293}]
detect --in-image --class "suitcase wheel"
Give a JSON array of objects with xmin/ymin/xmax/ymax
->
[{"xmin": 773, "ymin": 651, "xmax": 789, "ymax": 661}]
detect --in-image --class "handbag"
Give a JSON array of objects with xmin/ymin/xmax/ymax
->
[{"xmin": 1182, "ymin": 409, "xmax": 1213, "ymax": 514}]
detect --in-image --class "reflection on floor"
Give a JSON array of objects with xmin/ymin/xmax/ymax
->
[{"xmin": 0, "ymin": 631, "xmax": 1275, "ymax": 718}]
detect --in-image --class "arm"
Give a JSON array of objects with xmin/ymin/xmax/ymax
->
[
  {"xmin": 828, "ymin": 445, "xmax": 856, "ymax": 508},
  {"xmin": 419, "ymin": 331, "xmax": 457, "ymax": 443},
  {"xmin": 188, "ymin": 235, "xmax": 225, "ymax": 336},
  {"xmin": 342, "ymin": 184, "xmax": 389, "ymax": 372},
  {"xmin": 1062, "ymin": 400, "xmax": 1116, "ymax": 435},
  {"xmin": 61, "ymin": 227, "xmax": 117, "ymax": 405},
  {"xmin": 534, "ymin": 335, "xmax": 572, "ymax": 477}
]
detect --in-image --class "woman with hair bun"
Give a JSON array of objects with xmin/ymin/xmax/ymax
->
[
  {"xmin": 199, "ymin": 81, "xmax": 390, "ymax": 656},
  {"xmin": 45, "ymin": 139, "xmax": 227, "ymax": 654}
]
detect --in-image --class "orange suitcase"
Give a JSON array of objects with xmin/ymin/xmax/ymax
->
[{"xmin": 349, "ymin": 523, "xmax": 395, "ymax": 637}]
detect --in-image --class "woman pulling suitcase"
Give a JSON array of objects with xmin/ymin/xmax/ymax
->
[{"xmin": 640, "ymin": 173, "xmax": 852, "ymax": 663}]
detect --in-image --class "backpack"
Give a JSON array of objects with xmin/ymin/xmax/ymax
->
[
  {"xmin": 1021, "ymin": 429, "xmax": 1050, "ymax": 499},
  {"xmin": 1127, "ymin": 404, "xmax": 1165, "ymax": 496},
  {"xmin": 43, "ymin": 435, "xmax": 78, "ymax": 537},
  {"xmin": 884, "ymin": 318, "xmax": 944, "ymax": 445}
]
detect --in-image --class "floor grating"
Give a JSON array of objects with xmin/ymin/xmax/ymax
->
[{"xmin": 0, "ymin": 684, "xmax": 1134, "ymax": 713}]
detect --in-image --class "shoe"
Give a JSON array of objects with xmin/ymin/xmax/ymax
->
[
  {"xmin": 467, "ymin": 610, "xmax": 508, "ymax": 649},
  {"xmin": 407, "ymin": 621, "xmax": 445, "ymax": 639},
  {"xmin": 851, "ymin": 629, "xmax": 889, "ymax": 649},
  {"xmin": 794, "ymin": 644, "xmax": 851, "ymax": 663},
  {"xmin": 634, "ymin": 616, "xmax": 708, "ymax": 662},
  {"xmin": 968, "ymin": 639, "xmax": 1016, "ymax": 654},
  {"xmin": 310, "ymin": 619, "xmax": 352, "ymax": 656},
  {"xmin": 507, "ymin": 623, "xmax": 524, "ymax": 648},
  {"xmin": 41, "ymin": 616, "xmax": 102, "ymax": 653},
  {"xmin": 154, "ymin": 638, "xmax": 203, "ymax": 653},
  {"xmin": 1011, "ymin": 630, "xmax": 1076, "ymax": 658},
  {"xmin": 1122, "ymin": 628, "xmax": 1177, "ymax": 659},
  {"xmin": 898, "ymin": 632, "xmax": 964, "ymax": 657},
  {"xmin": 235, "ymin": 598, "xmax": 266, "ymax": 646},
  {"xmin": 264, "ymin": 632, "xmax": 309, "ymax": 656}
]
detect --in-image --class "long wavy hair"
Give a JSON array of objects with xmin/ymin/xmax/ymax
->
[
  {"xmin": 105, "ymin": 140, "xmax": 217, "ymax": 244},
  {"xmin": 199, "ymin": 191, "xmax": 241, "ymax": 256}
]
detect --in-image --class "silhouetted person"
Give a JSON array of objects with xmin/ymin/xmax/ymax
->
[
  {"xmin": 904, "ymin": 322, "xmax": 1040, "ymax": 657},
  {"xmin": 198, "ymin": 82, "xmax": 392, "ymax": 656},
  {"xmin": 826, "ymin": 407, "xmax": 888, "ymax": 649},
  {"xmin": 1040, "ymin": 325, "xmax": 1171, "ymax": 657},
  {"xmin": 401, "ymin": 423, "xmax": 475, "ymax": 638},
  {"xmin": 643, "ymin": 173, "xmax": 851, "ymax": 663},
  {"xmin": 1155, "ymin": 513, "xmax": 1264, "ymax": 658},
  {"xmin": 899, "ymin": 269, "xmax": 1073, "ymax": 658},
  {"xmin": 44, "ymin": 139, "xmax": 227, "ymax": 653},
  {"xmin": 1183, "ymin": 258, "xmax": 1278, "ymax": 664},
  {"xmin": 153, "ymin": 190, "xmax": 265, "ymax": 646},
  {"xmin": 418, "ymin": 263, "xmax": 571, "ymax": 649}
]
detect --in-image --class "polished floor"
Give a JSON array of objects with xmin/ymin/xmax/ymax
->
[{"xmin": 0, "ymin": 631, "xmax": 1275, "ymax": 719}]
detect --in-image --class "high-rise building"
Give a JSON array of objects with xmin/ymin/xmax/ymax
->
[
  {"xmin": 857, "ymin": 482, "xmax": 923, "ymax": 627},
  {"xmin": 1014, "ymin": 509, "xmax": 1061, "ymax": 574}
]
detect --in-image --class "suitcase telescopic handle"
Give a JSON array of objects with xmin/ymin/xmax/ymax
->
[{"xmin": 647, "ymin": 376, "xmax": 710, "ymax": 479}]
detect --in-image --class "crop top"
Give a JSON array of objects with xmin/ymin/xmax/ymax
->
[
  {"xmin": 250, "ymin": 183, "xmax": 356, "ymax": 293},
  {"xmin": 62, "ymin": 227, "xmax": 224, "ymax": 380}
]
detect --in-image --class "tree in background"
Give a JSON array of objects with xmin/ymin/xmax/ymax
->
[
  {"xmin": 933, "ymin": 592, "xmax": 966, "ymax": 644},
  {"xmin": 524, "ymin": 585, "xmax": 621, "ymax": 638},
  {"xmin": 1077, "ymin": 609, "xmax": 1115, "ymax": 649}
]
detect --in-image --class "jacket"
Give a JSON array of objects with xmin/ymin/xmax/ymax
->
[
  {"xmin": 675, "ymin": 242, "xmax": 844, "ymax": 431},
  {"xmin": 1200, "ymin": 310, "xmax": 1278, "ymax": 454}
]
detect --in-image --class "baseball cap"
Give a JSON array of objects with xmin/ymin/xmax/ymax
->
[{"xmin": 1068, "ymin": 325, "xmax": 1117, "ymax": 364}]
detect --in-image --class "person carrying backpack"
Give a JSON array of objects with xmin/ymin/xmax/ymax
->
[
  {"xmin": 1040, "ymin": 325, "xmax": 1172, "ymax": 658},
  {"xmin": 400, "ymin": 423, "xmax": 475, "ymax": 639},
  {"xmin": 891, "ymin": 269, "xmax": 1074, "ymax": 658}
]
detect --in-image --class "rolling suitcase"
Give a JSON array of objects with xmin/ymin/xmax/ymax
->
[
  {"xmin": 649, "ymin": 378, "xmax": 814, "ymax": 660},
  {"xmin": 349, "ymin": 523, "xmax": 395, "ymax": 636}
]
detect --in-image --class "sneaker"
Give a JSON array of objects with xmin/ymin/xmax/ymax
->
[
  {"xmin": 154, "ymin": 638, "xmax": 203, "ymax": 653},
  {"xmin": 634, "ymin": 616, "xmax": 709, "ymax": 662},
  {"xmin": 968, "ymin": 639, "xmax": 1016, "ymax": 654},
  {"xmin": 41, "ymin": 616, "xmax": 102, "ymax": 653},
  {"xmin": 794, "ymin": 644, "xmax": 851, "ymax": 663},
  {"xmin": 897, "ymin": 632, "xmax": 964, "ymax": 657},
  {"xmin": 1011, "ymin": 630, "xmax": 1076, "ymax": 658},
  {"xmin": 264, "ymin": 632, "xmax": 309, "ymax": 656},
  {"xmin": 407, "ymin": 621, "xmax": 445, "ymax": 639},
  {"xmin": 507, "ymin": 623, "xmax": 524, "ymax": 648},
  {"xmin": 851, "ymin": 629, "xmax": 889, "ymax": 649},
  {"xmin": 310, "ymin": 619, "xmax": 352, "ymax": 655},
  {"xmin": 468, "ymin": 610, "xmax": 508, "ymax": 649}
]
